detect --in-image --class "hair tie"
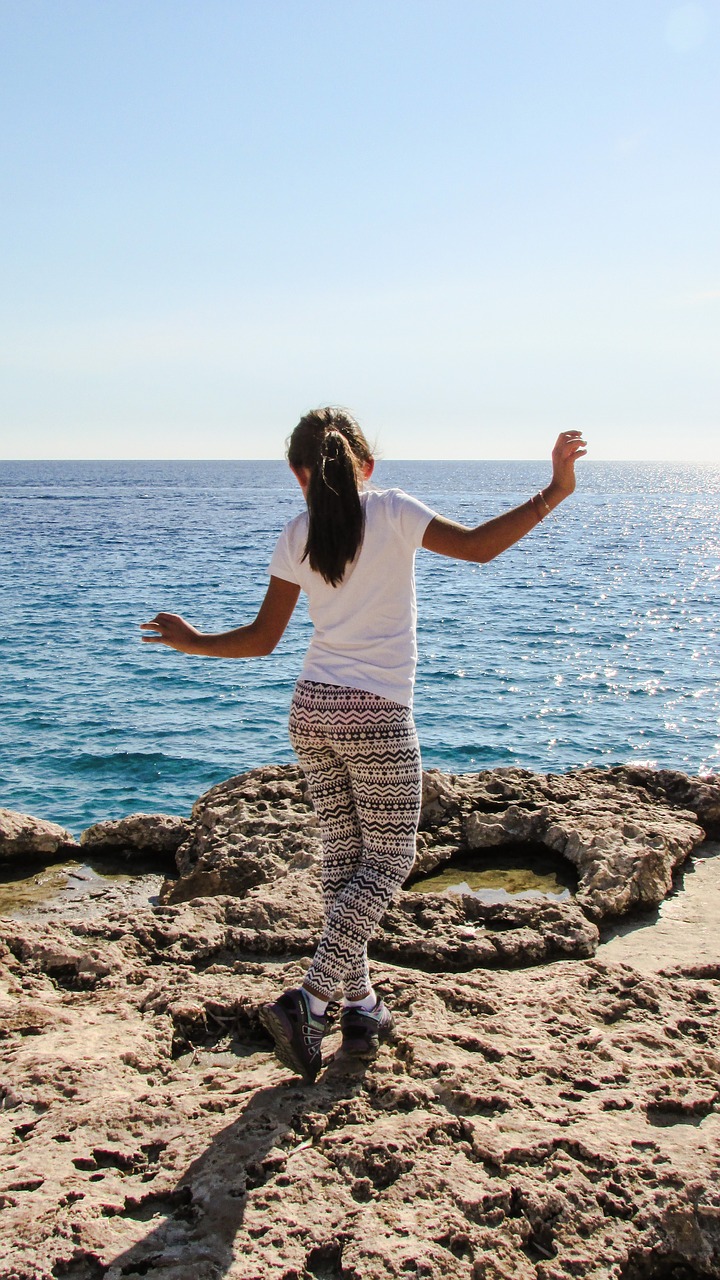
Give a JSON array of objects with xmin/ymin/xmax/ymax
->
[{"xmin": 321, "ymin": 429, "xmax": 343, "ymax": 462}]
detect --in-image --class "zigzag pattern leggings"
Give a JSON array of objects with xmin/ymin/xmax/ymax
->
[{"xmin": 289, "ymin": 680, "xmax": 422, "ymax": 1002}]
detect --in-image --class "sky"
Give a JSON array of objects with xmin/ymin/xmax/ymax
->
[{"xmin": 1, "ymin": 0, "xmax": 718, "ymax": 461}]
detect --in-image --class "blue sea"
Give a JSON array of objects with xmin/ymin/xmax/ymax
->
[{"xmin": 1, "ymin": 460, "xmax": 718, "ymax": 836}]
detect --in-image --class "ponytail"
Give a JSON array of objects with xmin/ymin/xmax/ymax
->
[{"xmin": 287, "ymin": 408, "xmax": 373, "ymax": 587}]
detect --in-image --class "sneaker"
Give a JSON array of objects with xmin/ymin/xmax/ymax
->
[
  {"xmin": 259, "ymin": 988, "xmax": 327, "ymax": 1083},
  {"xmin": 340, "ymin": 998, "xmax": 394, "ymax": 1058}
]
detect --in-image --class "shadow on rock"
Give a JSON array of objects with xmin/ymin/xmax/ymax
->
[{"xmin": 103, "ymin": 1059, "xmax": 372, "ymax": 1280}]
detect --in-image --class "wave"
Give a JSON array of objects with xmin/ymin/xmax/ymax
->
[{"xmin": 44, "ymin": 750, "xmax": 217, "ymax": 780}]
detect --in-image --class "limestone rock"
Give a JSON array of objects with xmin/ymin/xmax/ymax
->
[
  {"xmin": 614, "ymin": 765, "xmax": 720, "ymax": 839},
  {"xmin": 153, "ymin": 764, "xmax": 710, "ymax": 930},
  {"xmin": 461, "ymin": 767, "xmax": 705, "ymax": 920},
  {"xmin": 1, "ymin": 769, "xmax": 719, "ymax": 1277},
  {"xmin": 0, "ymin": 808, "xmax": 76, "ymax": 864},
  {"xmin": 0, "ymin": 900, "xmax": 718, "ymax": 1279},
  {"xmin": 80, "ymin": 813, "xmax": 190, "ymax": 862},
  {"xmin": 162, "ymin": 763, "xmax": 322, "ymax": 904},
  {"xmin": 374, "ymin": 892, "xmax": 598, "ymax": 969}
]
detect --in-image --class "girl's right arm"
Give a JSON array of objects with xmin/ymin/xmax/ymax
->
[
  {"xmin": 422, "ymin": 431, "xmax": 586, "ymax": 563},
  {"xmin": 140, "ymin": 576, "xmax": 301, "ymax": 657}
]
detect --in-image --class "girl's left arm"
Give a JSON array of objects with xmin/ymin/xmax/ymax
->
[
  {"xmin": 422, "ymin": 431, "xmax": 586, "ymax": 563},
  {"xmin": 140, "ymin": 576, "xmax": 301, "ymax": 657}
]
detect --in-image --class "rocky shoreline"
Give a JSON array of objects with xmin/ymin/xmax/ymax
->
[{"xmin": 1, "ymin": 765, "xmax": 719, "ymax": 1279}]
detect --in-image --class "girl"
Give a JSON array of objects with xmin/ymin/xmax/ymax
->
[{"xmin": 142, "ymin": 408, "xmax": 586, "ymax": 1083}]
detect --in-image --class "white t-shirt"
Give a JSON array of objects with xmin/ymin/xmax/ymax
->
[{"xmin": 268, "ymin": 487, "xmax": 437, "ymax": 707}]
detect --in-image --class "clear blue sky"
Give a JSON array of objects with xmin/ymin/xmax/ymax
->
[{"xmin": 1, "ymin": 0, "xmax": 718, "ymax": 460}]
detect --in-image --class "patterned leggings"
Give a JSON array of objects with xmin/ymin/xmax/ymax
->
[{"xmin": 289, "ymin": 680, "xmax": 422, "ymax": 1002}]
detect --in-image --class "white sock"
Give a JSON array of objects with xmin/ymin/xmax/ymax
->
[
  {"xmin": 303, "ymin": 990, "xmax": 328, "ymax": 1017},
  {"xmin": 342, "ymin": 988, "xmax": 376, "ymax": 1012}
]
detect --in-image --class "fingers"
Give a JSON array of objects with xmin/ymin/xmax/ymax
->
[
  {"xmin": 140, "ymin": 613, "xmax": 177, "ymax": 627},
  {"xmin": 553, "ymin": 434, "xmax": 587, "ymax": 469},
  {"xmin": 140, "ymin": 613, "xmax": 183, "ymax": 631},
  {"xmin": 139, "ymin": 612, "xmax": 196, "ymax": 653},
  {"xmin": 140, "ymin": 614, "xmax": 174, "ymax": 645},
  {"xmin": 555, "ymin": 431, "xmax": 587, "ymax": 451}
]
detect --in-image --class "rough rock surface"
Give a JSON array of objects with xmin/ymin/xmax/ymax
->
[
  {"xmin": 80, "ymin": 814, "xmax": 191, "ymax": 863},
  {"xmin": 1, "ymin": 767, "xmax": 719, "ymax": 1279},
  {"xmin": 151, "ymin": 766, "xmax": 599, "ymax": 971},
  {"xmin": 165, "ymin": 763, "xmax": 714, "ymax": 925},
  {"xmin": 459, "ymin": 766, "xmax": 707, "ymax": 920},
  {"xmin": 618, "ymin": 767, "xmax": 720, "ymax": 840},
  {"xmin": 1, "ymin": 898, "xmax": 718, "ymax": 1280},
  {"xmin": 163, "ymin": 766, "xmax": 321, "ymax": 905},
  {"xmin": 374, "ymin": 893, "xmax": 598, "ymax": 971},
  {"xmin": 0, "ymin": 808, "xmax": 76, "ymax": 865}
]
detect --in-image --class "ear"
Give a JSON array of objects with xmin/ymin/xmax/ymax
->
[
  {"xmin": 290, "ymin": 463, "xmax": 310, "ymax": 494},
  {"xmin": 362, "ymin": 458, "xmax": 375, "ymax": 481}
]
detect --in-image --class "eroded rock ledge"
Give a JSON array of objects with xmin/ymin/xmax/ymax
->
[
  {"xmin": 2, "ymin": 765, "xmax": 718, "ymax": 974},
  {"xmin": 146, "ymin": 762, "xmax": 714, "ymax": 977},
  {"xmin": 0, "ymin": 809, "xmax": 76, "ymax": 863},
  {"xmin": 161, "ymin": 762, "xmax": 717, "ymax": 924}
]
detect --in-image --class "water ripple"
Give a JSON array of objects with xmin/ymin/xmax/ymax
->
[{"xmin": 1, "ymin": 459, "xmax": 718, "ymax": 830}]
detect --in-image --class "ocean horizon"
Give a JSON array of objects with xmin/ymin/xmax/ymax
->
[{"xmin": 2, "ymin": 458, "xmax": 718, "ymax": 835}]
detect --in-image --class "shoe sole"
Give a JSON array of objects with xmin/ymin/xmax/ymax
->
[
  {"xmin": 259, "ymin": 1003, "xmax": 320, "ymax": 1083},
  {"xmin": 341, "ymin": 1040, "xmax": 380, "ymax": 1059}
]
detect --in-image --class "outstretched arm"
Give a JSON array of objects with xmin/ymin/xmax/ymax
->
[
  {"xmin": 422, "ymin": 431, "xmax": 586, "ymax": 563},
  {"xmin": 140, "ymin": 575, "xmax": 301, "ymax": 657}
]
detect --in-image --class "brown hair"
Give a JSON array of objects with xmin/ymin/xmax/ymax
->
[{"xmin": 287, "ymin": 407, "xmax": 373, "ymax": 587}]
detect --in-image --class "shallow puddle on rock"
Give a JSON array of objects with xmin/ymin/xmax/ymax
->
[
  {"xmin": 0, "ymin": 861, "xmax": 85, "ymax": 914},
  {"xmin": 0, "ymin": 857, "xmax": 167, "ymax": 918},
  {"xmin": 407, "ymin": 847, "xmax": 576, "ymax": 904}
]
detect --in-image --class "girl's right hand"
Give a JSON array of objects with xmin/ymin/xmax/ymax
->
[
  {"xmin": 550, "ymin": 431, "xmax": 587, "ymax": 497},
  {"xmin": 140, "ymin": 613, "xmax": 201, "ymax": 653}
]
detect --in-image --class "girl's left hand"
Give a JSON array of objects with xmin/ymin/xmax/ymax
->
[
  {"xmin": 140, "ymin": 613, "xmax": 201, "ymax": 653},
  {"xmin": 551, "ymin": 431, "xmax": 587, "ymax": 497}
]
